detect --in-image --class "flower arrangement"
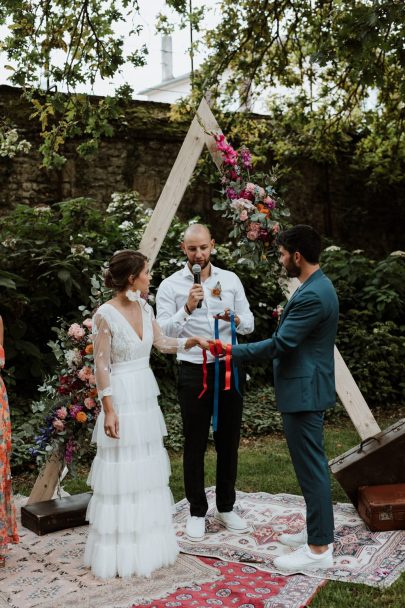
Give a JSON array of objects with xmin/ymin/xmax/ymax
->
[
  {"xmin": 212, "ymin": 133, "xmax": 290, "ymax": 265},
  {"xmin": 30, "ymin": 317, "xmax": 100, "ymax": 470}
]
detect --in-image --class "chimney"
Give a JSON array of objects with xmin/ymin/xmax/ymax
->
[{"xmin": 161, "ymin": 35, "xmax": 173, "ymax": 82}]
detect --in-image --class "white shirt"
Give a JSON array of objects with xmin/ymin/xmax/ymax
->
[{"xmin": 156, "ymin": 263, "xmax": 254, "ymax": 363}]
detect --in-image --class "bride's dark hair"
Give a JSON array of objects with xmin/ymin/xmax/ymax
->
[{"xmin": 104, "ymin": 250, "xmax": 148, "ymax": 291}]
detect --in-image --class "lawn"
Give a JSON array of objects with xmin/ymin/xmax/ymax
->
[{"xmin": 13, "ymin": 407, "xmax": 405, "ymax": 607}]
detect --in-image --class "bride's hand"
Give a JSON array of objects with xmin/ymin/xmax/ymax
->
[
  {"xmin": 104, "ymin": 410, "xmax": 120, "ymax": 439},
  {"xmin": 194, "ymin": 336, "xmax": 210, "ymax": 350}
]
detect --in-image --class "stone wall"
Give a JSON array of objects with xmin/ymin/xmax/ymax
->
[{"xmin": 1, "ymin": 85, "xmax": 403, "ymax": 254}]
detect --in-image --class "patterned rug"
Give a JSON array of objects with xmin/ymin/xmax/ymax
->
[
  {"xmin": 0, "ymin": 498, "xmax": 221, "ymax": 608},
  {"xmin": 135, "ymin": 557, "xmax": 326, "ymax": 608},
  {"xmin": 174, "ymin": 488, "xmax": 405, "ymax": 588}
]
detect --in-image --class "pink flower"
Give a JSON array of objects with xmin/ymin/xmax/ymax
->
[
  {"xmin": 82, "ymin": 318, "xmax": 92, "ymax": 330},
  {"xmin": 246, "ymin": 222, "xmax": 261, "ymax": 241},
  {"xmin": 68, "ymin": 323, "xmax": 85, "ymax": 340},
  {"xmin": 69, "ymin": 404, "xmax": 83, "ymax": 418},
  {"xmin": 77, "ymin": 366, "xmax": 92, "ymax": 381},
  {"xmin": 240, "ymin": 146, "xmax": 252, "ymax": 168},
  {"xmin": 226, "ymin": 187, "xmax": 238, "ymax": 200},
  {"xmin": 53, "ymin": 419, "xmax": 65, "ymax": 432},
  {"xmin": 84, "ymin": 397, "xmax": 96, "ymax": 409},
  {"xmin": 264, "ymin": 196, "xmax": 276, "ymax": 209},
  {"xmin": 56, "ymin": 406, "xmax": 67, "ymax": 420},
  {"xmin": 245, "ymin": 182, "xmax": 257, "ymax": 194},
  {"xmin": 88, "ymin": 374, "xmax": 96, "ymax": 386},
  {"xmin": 239, "ymin": 210, "xmax": 248, "ymax": 221}
]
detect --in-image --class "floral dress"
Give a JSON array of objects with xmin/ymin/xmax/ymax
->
[{"xmin": 0, "ymin": 345, "xmax": 19, "ymax": 558}]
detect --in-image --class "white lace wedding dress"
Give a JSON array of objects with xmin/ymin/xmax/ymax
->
[{"xmin": 83, "ymin": 300, "xmax": 187, "ymax": 579}]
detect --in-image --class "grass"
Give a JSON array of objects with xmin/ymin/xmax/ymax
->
[{"xmin": 13, "ymin": 407, "xmax": 405, "ymax": 607}]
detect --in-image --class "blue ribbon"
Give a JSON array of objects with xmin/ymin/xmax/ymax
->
[
  {"xmin": 230, "ymin": 311, "xmax": 240, "ymax": 395},
  {"xmin": 212, "ymin": 317, "xmax": 220, "ymax": 432}
]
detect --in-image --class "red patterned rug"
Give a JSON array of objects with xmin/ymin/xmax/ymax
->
[
  {"xmin": 135, "ymin": 556, "xmax": 325, "ymax": 608},
  {"xmin": 173, "ymin": 488, "xmax": 405, "ymax": 588}
]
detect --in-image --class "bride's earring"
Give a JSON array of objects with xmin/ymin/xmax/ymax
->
[{"xmin": 126, "ymin": 288, "xmax": 141, "ymax": 302}]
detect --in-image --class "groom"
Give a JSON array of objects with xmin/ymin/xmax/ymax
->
[{"xmin": 215, "ymin": 224, "xmax": 339, "ymax": 573}]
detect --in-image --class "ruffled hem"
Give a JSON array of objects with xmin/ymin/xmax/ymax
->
[
  {"xmin": 87, "ymin": 447, "xmax": 171, "ymax": 494},
  {"xmin": 92, "ymin": 404, "xmax": 167, "ymax": 447},
  {"xmin": 83, "ymin": 527, "xmax": 179, "ymax": 579},
  {"xmin": 86, "ymin": 487, "xmax": 175, "ymax": 534}
]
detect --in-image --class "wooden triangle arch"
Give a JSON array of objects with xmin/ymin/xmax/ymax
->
[{"xmin": 28, "ymin": 97, "xmax": 381, "ymax": 504}]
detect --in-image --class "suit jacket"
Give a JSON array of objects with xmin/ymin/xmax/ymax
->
[{"xmin": 232, "ymin": 269, "xmax": 339, "ymax": 413}]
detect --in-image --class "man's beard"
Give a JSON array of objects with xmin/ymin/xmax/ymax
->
[
  {"xmin": 189, "ymin": 257, "xmax": 210, "ymax": 270},
  {"xmin": 284, "ymin": 260, "xmax": 301, "ymax": 278}
]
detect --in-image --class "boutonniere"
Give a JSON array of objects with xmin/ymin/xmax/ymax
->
[
  {"xmin": 272, "ymin": 304, "xmax": 284, "ymax": 326},
  {"xmin": 211, "ymin": 281, "xmax": 222, "ymax": 299}
]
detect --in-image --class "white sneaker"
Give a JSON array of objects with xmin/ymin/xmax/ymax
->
[
  {"xmin": 278, "ymin": 529, "xmax": 308, "ymax": 548},
  {"xmin": 214, "ymin": 509, "xmax": 250, "ymax": 533},
  {"xmin": 186, "ymin": 516, "xmax": 205, "ymax": 541},
  {"xmin": 273, "ymin": 544, "xmax": 333, "ymax": 574}
]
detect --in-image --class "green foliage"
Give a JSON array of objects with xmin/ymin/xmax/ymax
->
[
  {"xmin": 320, "ymin": 247, "xmax": 405, "ymax": 406},
  {"xmin": 171, "ymin": 0, "xmax": 405, "ymax": 185},
  {"xmin": 0, "ymin": 0, "xmax": 146, "ymax": 167},
  {"xmin": 0, "ymin": 198, "xmax": 123, "ymax": 389}
]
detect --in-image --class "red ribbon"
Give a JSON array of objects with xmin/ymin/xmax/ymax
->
[{"xmin": 198, "ymin": 341, "xmax": 232, "ymax": 398}]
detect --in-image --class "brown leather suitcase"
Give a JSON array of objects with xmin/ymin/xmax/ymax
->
[
  {"xmin": 21, "ymin": 492, "xmax": 91, "ymax": 535},
  {"xmin": 329, "ymin": 418, "xmax": 405, "ymax": 506},
  {"xmin": 357, "ymin": 484, "xmax": 405, "ymax": 531}
]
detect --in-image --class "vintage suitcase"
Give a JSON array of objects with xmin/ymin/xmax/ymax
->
[
  {"xmin": 329, "ymin": 418, "xmax": 405, "ymax": 506},
  {"xmin": 21, "ymin": 492, "xmax": 92, "ymax": 535},
  {"xmin": 357, "ymin": 484, "xmax": 405, "ymax": 531}
]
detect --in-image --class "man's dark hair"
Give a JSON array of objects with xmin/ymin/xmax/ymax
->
[{"xmin": 276, "ymin": 225, "xmax": 321, "ymax": 264}]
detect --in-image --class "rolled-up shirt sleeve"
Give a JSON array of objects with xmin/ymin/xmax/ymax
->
[
  {"xmin": 233, "ymin": 275, "xmax": 254, "ymax": 335},
  {"xmin": 92, "ymin": 312, "xmax": 113, "ymax": 401},
  {"xmin": 156, "ymin": 280, "xmax": 191, "ymax": 337}
]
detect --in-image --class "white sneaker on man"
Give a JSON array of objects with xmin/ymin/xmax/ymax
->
[
  {"xmin": 186, "ymin": 516, "xmax": 205, "ymax": 541},
  {"xmin": 214, "ymin": 509, "xmax": 250, "ymax": 533},
  {"xmin": 273, "ymin": 544, "xmax": 333, "ymax": 574},
  {"xmin": 278, "ymin": 529, "xmax": 308, "ymax": 548}
]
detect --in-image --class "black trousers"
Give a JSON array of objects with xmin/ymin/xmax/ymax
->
[{"xmin": 178, "ymin": 361, "xmax": 245, "ymax": 517}]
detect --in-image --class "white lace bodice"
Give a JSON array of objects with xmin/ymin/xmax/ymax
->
[{"xmin": 92, "ymin": 302, "xmax": 187, "ymax": 401}]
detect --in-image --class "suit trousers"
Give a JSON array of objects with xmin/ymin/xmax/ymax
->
[
  {"xmin": 178, "ymin": 361, "xmax": 244, "ymax": 517},
  {"xmin": 282, "ymin": 411, "xmax": 334, "ymax": 545}
]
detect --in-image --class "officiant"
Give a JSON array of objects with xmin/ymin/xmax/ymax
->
[{"xmin": 156, "ymin": 224, "xmax": 254, "ymax": 542}]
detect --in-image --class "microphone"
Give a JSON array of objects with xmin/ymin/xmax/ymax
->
[{"xmin": 192, "ymin": 264, "xmax": 203, "ymax": 308}]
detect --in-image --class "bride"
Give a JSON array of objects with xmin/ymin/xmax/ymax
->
[{"xmin": 84, "ymin": 249, "xmax": 209, "ymax": 579}]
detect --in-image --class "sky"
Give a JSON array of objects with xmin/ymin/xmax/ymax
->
[{"xmin": 0, "ymin": 0, "xmax": 219, "ymax": 99}]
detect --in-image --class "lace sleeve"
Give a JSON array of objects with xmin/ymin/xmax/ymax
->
[
  {"xmin": 92, "ymin": 312, "xmax": 113, "ymax": 400},
  {"xmin": 152, "ymin": 316, "xmax": 188, "ymax": 354}
]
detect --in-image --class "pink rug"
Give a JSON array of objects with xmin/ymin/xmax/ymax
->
[
  {"xmin": 0, "ymin": 497, "xmax": 221, "ymax": 608},
  {"xmin": 135, "ymin": 556, "xmax": 325, "ymax": 608},
  {"xmin": 174, "ymin": 488, "xmax": 405, "ymax": 587}
]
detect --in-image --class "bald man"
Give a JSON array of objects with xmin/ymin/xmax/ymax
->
[{"xmin": 156, "ymin": 224, "xmax": 254, "ymax": 541}]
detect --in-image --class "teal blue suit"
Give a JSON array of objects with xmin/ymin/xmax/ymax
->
[{"xmin": 232, "ymin": 269, "xmax": 339, "ymax": 545}]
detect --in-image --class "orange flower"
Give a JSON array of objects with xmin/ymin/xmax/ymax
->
[
  {"xmin": 88, "ymin": 388, "xmax": 98, "ymax": 398},
  {"xmin": 257, "ymin": 204, "xmax": 270, "ymax": 216},
  {"xmin": 76, "ymin": 411, "xmax": 87, "ymax": 423},
  {"xmin": 85, "ymin": 344, "xmax": 93, "ymax": 355}
]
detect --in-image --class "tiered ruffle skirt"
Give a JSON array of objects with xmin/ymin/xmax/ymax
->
[{"xmin": 84, "ymin": 357, "xmax": 179, "ymax": 579}]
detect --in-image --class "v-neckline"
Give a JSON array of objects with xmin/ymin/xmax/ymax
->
[{"xmin": 105, "ymin": 302, "xmax": 144, "ymax": 342}]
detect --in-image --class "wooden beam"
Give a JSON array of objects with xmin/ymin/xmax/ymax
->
[
  {"xmin": 334, "ymin": 347, "xmax": 381, "ymax": 439},
  {"xmin": 27, "ymin": 449, "xmax": 62, "ymax": 505}
]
